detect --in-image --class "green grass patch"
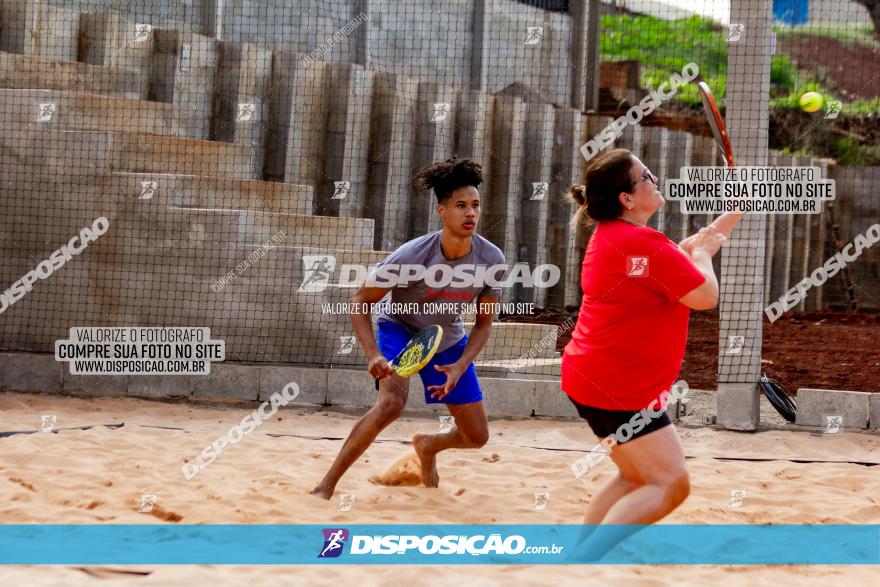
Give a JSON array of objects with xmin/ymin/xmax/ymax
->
[
  {"xmin": 831, "ymin": 136, "xmax": 880, "ymax": 166},
  {"xmin": 599, "ymin": 13, "xmax": 880, "ymax": 162},
  {"xmin": 599, "ymin": 14, "xmax": 805, "ymax": 107},
  {"xmin": 600, "ymin": 14, "xmax": 726, "ymax": 106},
  {"xmin": 770, "ymin": 82, "xmax": 880, "ymax": 116},
  {"xmin": 774, "ymin": 23, "xmax": 879, "ymax": 49}
]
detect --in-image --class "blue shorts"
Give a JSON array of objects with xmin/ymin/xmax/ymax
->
[{"xmin": 374, "ymin": 321, "xmax": 483, "ymax": 405}]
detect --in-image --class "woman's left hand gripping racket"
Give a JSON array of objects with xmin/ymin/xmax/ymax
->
[{"xmin": 387, "ymin": 325, "xmax": 444, "ymax": 378}]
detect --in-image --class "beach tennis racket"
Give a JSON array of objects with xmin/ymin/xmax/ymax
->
[
  {"xmin": 698, "ymin": 81, "xmax": 735, "ymax": 167},
  {"xmin": 388, "ymin": 325, "xmax": 443, "ymax": 378},
  {"xmin": 759, "ymin": 374, "xmax": 797, "ymax": 422}
]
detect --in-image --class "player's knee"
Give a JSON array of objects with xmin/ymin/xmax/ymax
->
[
  {"xmin": 664, "ymin": 470, "xmax": 690, "ymax": 506},
  {"xmin": 618, "ymin": 471, "xmax": 645, "ymax": 489},
  {"xmin": 376, "ymin": 397, "xmax": 405, "ymax": 422},
  {"xmin": 465, "ymin": 427, "xmax": 489, "ymax": 448}
]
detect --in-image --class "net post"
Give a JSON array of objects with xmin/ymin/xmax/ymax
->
[
  {"xmin": 716, "ymin": 0, "xmax": 774, "ymax": 431},
  {"xmin": 569, "ymin": 0, "xmax": 601, "ymax": 111}
]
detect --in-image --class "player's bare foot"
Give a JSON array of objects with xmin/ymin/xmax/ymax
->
[
  {"xmin": 413, "ymin": 434, "xmax": 439, "ymax": 488},
  {"xmin": 310, "ymin": 482, "xmax": 334, "ymax": 500}
]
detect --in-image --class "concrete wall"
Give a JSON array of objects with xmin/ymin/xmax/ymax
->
[
  {"xmin": 41, "ymin": 0, "xmax": 203, "ymax": 32},
  {"xmin": 1, "ymin": 0, "xmax": 879, "ymax": 379},
  {"xmin": 0, "ymin": 350, "xmax": 579, "ymax": 418},
  {"xmin": 224, "ymin": 0, "xmax": 356, "ymax": 54},
  {"xmin": 761, "ymin": 161, "xmax": 880, "ymax": 312},
  {"xmin": 821, "ymin": 165, "xmax": 880, "ymax": 309},
  {"xmin": 0, "ymin": 52, "xmax": 147, "ymax": 99},
  {"xmin": 0, "ymin": 125, "xmax": 373, "ymax": 363},
  {"xmin": 13, "ymin": 0, "xmax": 577, "ymax": 106}
]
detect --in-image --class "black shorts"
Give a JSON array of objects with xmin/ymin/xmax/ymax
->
[{"xmin": 568, "ymin": 396, "xmax": 672, "ymax": 443}]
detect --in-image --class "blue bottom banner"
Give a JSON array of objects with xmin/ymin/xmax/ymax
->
[{"xmin": 1, "ymin": 524, "xmax": 878, "ymax": 565}]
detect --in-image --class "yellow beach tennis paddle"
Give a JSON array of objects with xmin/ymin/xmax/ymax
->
[{"xmin": 389, "ymin": 325, "xmax": 443, "ymax": 377}]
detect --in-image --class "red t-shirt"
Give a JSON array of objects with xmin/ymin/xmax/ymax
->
[{"xmin": 561, "ymin": 219, "xmax": 706, "ymax": 410}]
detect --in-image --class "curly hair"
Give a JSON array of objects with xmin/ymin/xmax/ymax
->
[{"xmin": 412, "ymin": 156, "xmax": 483, "ymax": 203}]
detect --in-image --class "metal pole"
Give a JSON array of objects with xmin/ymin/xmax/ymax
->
[{"xmin": 570, "ymin": 0, "xmax": 600, "ymax": 111}]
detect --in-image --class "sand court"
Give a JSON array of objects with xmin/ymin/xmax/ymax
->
[{"xmin": 0, "ymin": 392, "xmax": 878, "ymax": 584}]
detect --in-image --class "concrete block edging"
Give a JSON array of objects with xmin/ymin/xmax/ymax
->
[
  {"xmin": 3, "ymin": 354, "xmax": 878, "ymax": 427},
  {"xmin": 796, "ymin": 387, "xmax": 872, "ymax": 430},
  {"xmin": 1, "ymin": 352, "xmax": 562, "ymax": 416}
]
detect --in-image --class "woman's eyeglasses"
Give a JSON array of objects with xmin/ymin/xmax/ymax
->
[{"xmin": 640, "ymin": 168, "xmax": 657, "ymax": 184}]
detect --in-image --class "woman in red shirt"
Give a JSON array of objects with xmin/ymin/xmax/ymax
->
[{"xmin": 562, "ymin": 148, "xmax": 740, "ymax": 527}]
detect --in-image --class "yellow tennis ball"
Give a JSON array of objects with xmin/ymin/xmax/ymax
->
[{"xmin": 799, "ymin": 92, "xmax": 824, "ymax": 113}]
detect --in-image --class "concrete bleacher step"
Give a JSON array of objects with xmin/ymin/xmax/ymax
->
[
  {"xmin": 262, "ymin": 248, "xmax": 391, "ymax": 366},
  {"xmin": 90, "ymin": 181, "xmax": 381, "ymax": 363},
  {"xmin": 98, "ymin": 172, "xmax": 374, "ymax": 250},
  {"xmin": 475, "ymin": 357, "xmax": 562, "ymax": 380},
  {"xmin": 107, "ymin": 133, "xmax": 262, "ymax": 180},
  {"xmin": 288, "ymin": 295, "xmax": 567, "ymax": 371},
  {"xmin": 119, "ymin": 206, "xmax": 373, "ymax": 251},
  {"xmin": 0, "ymin": 1, "xmax": 79, "ymax": 60},
  {"xmin": 78, "ymin": 11, "xmax": 153, "ymax": 72},
  {"xmin": 282, "ymin": 269, "xmax": 563, "ymax": 367},
  {"xmin": 0, "ymin": 89, "xmax": 198, "ymax": 138},
  {"xmin": 0, "ymin": 52, "xmax": 147, "ymax": 99},
  {"xmin": 235, "ymin": 210, "xmax": 374, "ymax": 250},
  {"xmin": 89, "ymin": 242, "xmax": 392, "ymax": 365},
  {"xmin": 462, "ymin": 321, "xmax": 559, "ymax": 361},
  {"xmin": 107, "ymin": 172, "xmax": 313, "ymax": 215},
  {"xmin": 0, "ymin": 128, "xmax": 262, "ymax": 182}
]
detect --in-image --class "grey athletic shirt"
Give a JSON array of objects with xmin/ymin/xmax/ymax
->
[{"xmin": 371, "ymin": 231, "xmax": 506, "ymax": 353}]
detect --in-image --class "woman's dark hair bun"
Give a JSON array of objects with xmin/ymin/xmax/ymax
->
[{"xmin": 567, "ymin": 184, "xmax": 587, "ymax": 206}]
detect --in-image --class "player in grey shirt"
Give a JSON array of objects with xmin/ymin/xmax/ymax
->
[
  {"xmin": 312, "ymin": 157, "xmax": 507, "ymax": 499},
  {"xmin": 371, "ymin": 229, "xmax": 505, "ymax": 353}
]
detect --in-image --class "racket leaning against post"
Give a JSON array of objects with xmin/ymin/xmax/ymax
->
[{"xmin": 759, "ymin": 374, "xmax": 797, "ymax": 422}]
